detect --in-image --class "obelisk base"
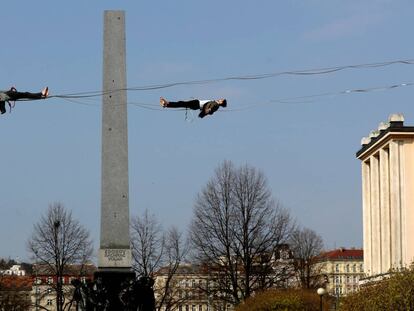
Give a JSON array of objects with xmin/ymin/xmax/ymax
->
[{"xmin": 94, "ymin": 269, "xmax": 136, "ymax": 310}]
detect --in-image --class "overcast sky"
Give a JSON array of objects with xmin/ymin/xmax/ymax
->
[{"xmin": 1, "ymin": 0, "xmax": 414, "ymax": 261}]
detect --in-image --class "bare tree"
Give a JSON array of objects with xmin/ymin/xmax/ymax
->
[
  {"xmin": 290, "ymin": 227, "xmax": 324, "ymax": 289},
  {"xmin": 131, "ymin": 210, "xmax": 165, "ymax": 277},
  {"xmin": 28, "ymin": 202, "xmax": 93, "ymax": 311},
  {"xmin": 190, "ymin": 160, "xmax": 295, "ymax": 305},
  {"xmin": 131, "ymin": 210, "xmax": 189, "ymax": 311}
]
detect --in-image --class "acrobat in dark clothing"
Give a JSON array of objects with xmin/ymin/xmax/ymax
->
[
  {"xmin": 0, "ymin": 86, "xmax": 49, "ymax": 114},
  {"xmin": 160, "ymin": 97, "xmax": 227, "ymax": 118}
]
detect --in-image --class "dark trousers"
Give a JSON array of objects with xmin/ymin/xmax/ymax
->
[
  {"xmin": 5, "ymin": 91, "xmax": 43, "ymax": 101},
  {"xmin": 0, "ymin": 91, "xmax": 43, "ymax": 114},
  {"xmin": 167, "ymin": 99, "xmax": 200, "ymax": 110}
]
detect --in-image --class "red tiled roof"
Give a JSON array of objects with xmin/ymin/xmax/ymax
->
[
  {"xmin": 319, "ymin": 248, "xmax": 363, "ymax": 260},
  {"xmin": 0, "ymin": 276, "xmax": 33, "ymax": 291},
  {"xmin": 32, "ymin": 263, "xmax": 97, "ymax": 276}
]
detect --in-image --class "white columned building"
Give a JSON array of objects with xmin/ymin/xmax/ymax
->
[{"xmin": 357, "ymin": 114, "xmax": 414, "ymax": 279}]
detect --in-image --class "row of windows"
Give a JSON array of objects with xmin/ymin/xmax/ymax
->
[
  {"xmin": 35, "ymin": 276, "xmax": 87, "ymax": 285},
  {"xmin": 332, "ymin": 275, "xmax": 359, "ymax": 284},
  {"xmin": 178, "ymin": 305, "xmax": 203, "ymax": 311},
  {"xmin": 334, "ymin": 285, "xmax": 359, "ymax": 295},
  {"xmin": 179, "ymin": 279, "xmax": 205, "ymax": 288},
  {"xmin": 178, "ymin": 290, "xmax": 205, "ymax": 300},
  {"xmin": 177, "ymin": 305, "xmax": 231, "ymax": 311},
  {"xmin": 335, "ymin": 264, "xmax": 363, "ymax": 273}
]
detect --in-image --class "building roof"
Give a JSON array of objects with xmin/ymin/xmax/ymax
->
[
  {"xmin": 0, "ymin": 275, "xmax": 33, "ymax": 291},
  {"xmin": 319, "ymin": 248, "xmax": 363, "ymax": 261},
  {"xmin": 32, "ymin": 263, "xmax": 97, "ymax": 276},
  {"xmin": 156, "ymin": 264, "xmax": 208, "ymax": 276},
  {"xmin": 356, "ymin": 114, "xmax": 414, "ymax": 158}
]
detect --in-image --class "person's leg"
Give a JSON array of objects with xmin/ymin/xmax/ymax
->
[
  {"xmin": 161, "ymin": 98, "xmax": 200, "ymax": 110},
  {"xmin": 5, "ymin": 87, "xmax": 48, "ymax": 101},
  {"xmin": 6, "ymin": 91, "xmax": 43, "ymax": 101}
]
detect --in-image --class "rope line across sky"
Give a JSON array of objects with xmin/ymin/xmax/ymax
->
[{"xmin": 10, "ymin": 58, "xmax": 414, "ymax": 112}]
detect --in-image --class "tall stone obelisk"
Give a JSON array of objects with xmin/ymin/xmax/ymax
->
[{"xmin": 96, "ymin": 10, "xmax": 134, "ymax": 309}]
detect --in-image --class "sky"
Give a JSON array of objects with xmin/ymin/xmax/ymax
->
[{"xmin": 1, "ymin": 0, "xmax": 414, "ymax": 262}]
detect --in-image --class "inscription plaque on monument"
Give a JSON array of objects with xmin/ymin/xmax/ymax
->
[{"xmin": 98, "ymin": 249, "xmax": 132, "ymax": 267}]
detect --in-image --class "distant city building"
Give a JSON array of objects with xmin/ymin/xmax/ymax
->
[
  {"xmin": 357, "ymin": 114, "xmax": 414, "ymax": 280},
  {"xmin": 154, "ymin": 245, "xmax": 296, "ymax": 311},
  {"xmin": 31, "ymin": 263, "xmax": 96, "ymax": 311},
  {"xmin": 0, "ymin": 264, "xmax": 26, "ymax": 276},
  {"xmin": 317, "ymin": 248, "xmax": 364, "ymax": 296},
  {"xmin": 154, "ymin": 263, "xmax": 233, "ymax": 311}
]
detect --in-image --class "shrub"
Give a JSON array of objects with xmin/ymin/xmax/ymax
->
[
  {"xmin": 341, "ymin": 268, "xmax": 414, "ymax": 311},
  {"xmin": 235, "ymin": 289, "xmax": 331, "ymax": 311}
]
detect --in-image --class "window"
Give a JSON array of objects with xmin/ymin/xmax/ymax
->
[
  {"xmin": 186, "ymin": 306, "xmax": 189, "ymax": 311},
  {"xmin": 199, "ymin": 305, "xmax": 203, "ymax": 311},
  {"xmin": 81, "ymin": 277, "xmax": 86, "ymax": 284},
  {"xmin": 346, "ymin": 264, "xmax": 350, "ymax": 272},
  {"xmin": 192, "ymin": 305, "xmax": 196, "ymax": 311},
  {"xmin": 35, "ymin": 277, "xmax": 42, "ymax": 285},
  {"xmin": 47, "ymin": 288, "xmax": 52, "ymax": 294},
  {"xmin": 335, "ymin": 264, "xmax": 339, "ymax": 272},
  {"xmin": 353, "ymin": 264, "xmax": 356, "ymax": 272},
  {"xmin": 179, "ymin": 306, "xmax": 182, "ymax": 311},
  {"xmin": 192, "ymin": 280, "xmax": 196, "ymax": 288},
  {"xmin": 47, "ymin": 277, "xmax": 53, "ymax": 284},
  {"xmin": 46, "ymin": 299, "xmax": 53, "ymax": 306},
  {"xmin": 360, "ymin": 264, "xmax": 364, "ymax": 272}
]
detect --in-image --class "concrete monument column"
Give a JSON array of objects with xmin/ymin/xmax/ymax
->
[
  {"xmin": 98, "ymin": 10, "xmax": 131, "ymax": 269},
  {"xmin": 95, "ymin": 10, "xmax": 135, "ymax": 310}
]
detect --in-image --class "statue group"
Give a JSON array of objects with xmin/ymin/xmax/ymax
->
[{"xmin": 70, "ymin": 276, "xmax": 156, "ymax": 311}]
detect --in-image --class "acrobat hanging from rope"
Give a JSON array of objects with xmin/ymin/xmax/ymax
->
[
  {"xmin": 160, "ymin": 97, "xmax": 227, "ymax": 118},
  {"xmin": 0, "ymin": 86, "xmax": 49, "ymax": 115}
]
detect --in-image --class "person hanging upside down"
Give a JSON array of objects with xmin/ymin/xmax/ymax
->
[
  {"xmin": 160, "ymin": 97, "xmax": 227, "ymax": 118},
  {"xmin": 0, "ymin": 86, "xmax": 49, "ymax": 114}
]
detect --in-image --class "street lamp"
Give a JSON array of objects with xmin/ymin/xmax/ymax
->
[{"xmin": 317, "ymin": 287, "xmax": 326, "ymax": 311}]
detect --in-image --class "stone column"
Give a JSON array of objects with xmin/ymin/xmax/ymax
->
[
  {"xmin": 379, "ymin": 148, "xmax": 391, "ymax": 272},
  {"xmin": 98, "ymin": 10, "xmax": 131, "ymax": 269},
  {"xmin": 96, "ymin": 11, "xmax": 135, "ymax": 310},
  {"xmin": 370, "ymin": 155, "xmax": 381, "ymax": 275},
  {"xmin": 361, "ymin": 161, "xmax": 372, "ymax": 276},
  {"xmin": 389, "ymin": 141, "xmax": 403, "ymax": 268}
]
